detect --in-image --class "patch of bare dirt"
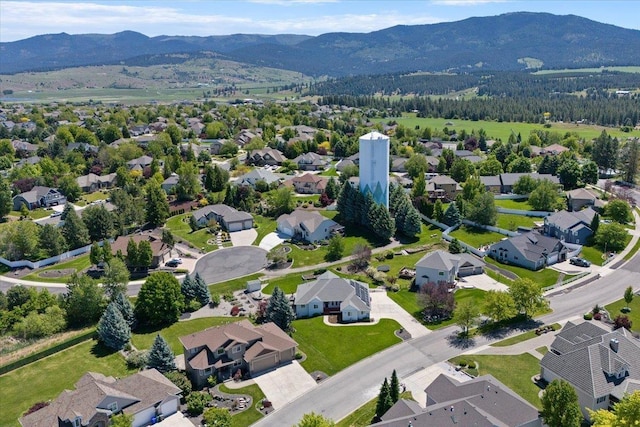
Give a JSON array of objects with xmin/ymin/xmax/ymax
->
[{"xmin": 0, "ymin": 328, "xmax": 93, "ymax": 367}]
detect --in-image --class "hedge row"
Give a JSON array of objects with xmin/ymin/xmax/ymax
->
[{"xmin": 0, "ymin": 328, "xmax": 96, "ymax": 375}]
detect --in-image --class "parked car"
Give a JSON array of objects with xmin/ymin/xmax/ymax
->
[
  {"xmin": 165, "ymin": 260, "xmax": 179, "ymax": 268},
  {"xmin": 50, "ymin": 211, "xmax": 62, "ymax": 217},
  {"xmin": 169, "ymin": 258, "xmax": 183, "ymax": 264},
  {"xmin": 570, "ymin": 257, "xmax": 591, "ymax": 267}
]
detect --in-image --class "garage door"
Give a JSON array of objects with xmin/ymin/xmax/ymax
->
[
  {"xmin": 228, "ymin": 222, "xmax": 242, "ymax": 232},
  {"xmin": 278, "ymin": 224, "xmax": 294, "ymax": 236},
  {"xmin": 243, "ymin": 220, "xmax": 253, "ymax": 229},
  {"xmin": 251, "ymin": 353, "xmax": 278, "ymax": 374}
]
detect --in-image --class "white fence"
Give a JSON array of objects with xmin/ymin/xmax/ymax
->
[
  {"xmin": 0, "ymin": 239, "xmax": 111, "ymax": 270},
  {"xmin": 496, "ymin": 207, "xmax": 552, "ymax": 218}
]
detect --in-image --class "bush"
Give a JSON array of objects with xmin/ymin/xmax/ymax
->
[
  {"xmin": 186, "ymin": 391, "xmax": 212, "ymax": 416},
  {"xmin": 126, "ymin": 350, "xmax": 149, "ymax": 369},
  {"xmin": 164, "ymin": 371, "xmax": 193, "ymax": 399},
  {"xmin": 614, "ymin": 314, "xmax": 632, "ymax": 330},
  {"xmin": 385, "ymin": 250, "xmax": 394, "ymax": 259},
  {"xmin": 186, "ymin": 299, "xmax": 202, "ymax": 312},
  {"xmin": 594, "ymin": 312, "xmax": 602, "ymax": 320},
  {"xmin": 230, "ymin": 306, "xmax": 240, "ymax": 316},
  {"xmin": 222, "ymin": 292, "xmax": 234, "ymax": 301},
  {"xmin": 584, "ymin": 313, "xmax": 593, "ymax": 320},
  {"xmin": 210, "ymin": 294, "xmax": 221, "ymax": 306}
]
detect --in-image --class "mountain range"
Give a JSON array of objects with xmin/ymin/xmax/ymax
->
[{"xmin": 2, "ymin": 12, "xmax": 640, "ymax": 76}]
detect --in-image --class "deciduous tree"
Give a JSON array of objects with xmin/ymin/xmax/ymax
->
[
  {"xmin": 62, "ymin": 273, "xmax": 105, "ymax": 327},
  {"xmin": 103, "ymin": 258, "xmax": 130, "ymax": 300},
  {"xmin": 624, "ymin": 286, "xmax": 634, "ymax": 311},
  {"xmin": 529, "ymin": 179, "xmax": 560, "ymax": 211},
  {"xmin": 595, "ymin": 223, "xmax": 628, "ymax": 252},
  {"xmin": 482, "ymin": 290, "xmax": 517, "ymax": 322},
  {"xmin": 589, "ymin": 390, "xmax": 640, "ymax": 427},
  {"xmin": 325, "ymin": 234, "xmax": 344, "ymax": 262},
  {"xmin": 606, "ymin": 199, "xmax": 632, "ymax": 224},
  {"xmin": 509, "ymin": 278, "xmax": 547, "ymax": 319},
  {"xmin": 202, "ymin": 407, "xmax": 232, "ymax": 427},
  {"xmin": 296, "ymin": 412, "xmax": 336, "ymax": 427},
  {"xmin": 466, "ymin": 191, "xmax": 497, "ymax": 226},
  {"xmin": 61, "ymin": 205, "xmax": 90, "ymax": 249},
  {"xmin": 541, "ymin": 379, "xmax": 582, "ymax": 427},
  {"xmin": 135, "ymin": 272, "xmax": 184, "ymax": 326},
  {"xmin": 454, "ymin": 301, "xmax": 480, "ymax": 336}
]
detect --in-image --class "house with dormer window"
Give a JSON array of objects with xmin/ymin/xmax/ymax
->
[{"xmin": 179, "ymin": 320, "xmax": 297, "ymax": 388}]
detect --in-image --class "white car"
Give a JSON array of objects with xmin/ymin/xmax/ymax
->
[{"xmin": 50, "ymin": 211, "xmax": 62, "ymax": 217}]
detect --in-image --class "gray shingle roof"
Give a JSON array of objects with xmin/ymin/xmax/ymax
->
[
  {"xmin": 546, "ymin": 208, "xmax": 596, "ymax": 231},
  {"xmin": 295, "ymin": 271, "xmax": 370, "ymax": 312},
  {"xmin": 192, "ymin": 204, "xmax": 252, "ymax": 224}
]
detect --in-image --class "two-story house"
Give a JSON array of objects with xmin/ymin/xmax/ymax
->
[
  {"xmin": 246, "ymin": 148, "xmax": 286, "ymax": 166},
  {"xmin": 290, "ymin": 173, "xmax": 328, "ymax": 194},
  {"xmin": 179, "ymin": 320, "xmax": 297, "ymax": 388},
  {"xmin": 428, "ymin": 175, "xmax": 462, "ymax": 201},
  {"xmin": 544, "ymin": 208, "xmax": 597, "ymax": 244},
  {"xmin": 293, "ymin": 152, "xmax": 328, "ymax": 171},
  {"xmin": 12, "ymin": 186, "xmax": 67, "ymax": 211}
]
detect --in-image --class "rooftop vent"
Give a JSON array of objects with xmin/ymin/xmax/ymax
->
[{"xmin": 610, "ymin": 338, "xmax": 619, "ymax": 353}]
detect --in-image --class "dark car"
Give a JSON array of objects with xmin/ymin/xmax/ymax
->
[
  {"xmin": 570, "ymin": 257, "xmax": 591, "ymax": 267},
  {"xmin": 165, "ymin": 260, "xmax": 179, "ymax": 268}
]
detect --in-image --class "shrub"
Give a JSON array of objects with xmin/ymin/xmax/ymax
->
[
  {"xmin": 385, "ymin": 250, "xmax": 394, "ymax": 259},
  {"xmin": 222, "ymin": 292, "xmax": 233, "ymax": 301},
  {"xmin": 186, "ymin": 391, "xmax": 212, "ymax": 416},
  {"xmin": 614, "ymin": 314, "xmax": 632, "ymax": 330},
  {"xmin": 594, "ymin": 312, "xmax": 602, "ymax": 320},
  {"xmin": 230, "ymin": 306, "xmax": 240, "ymax": 316},
  {"xmin": 126, "ymin": 350, "xmax": 149, "ymax": 369},
  {"xmin": 583, "ymin": 313, "xmax": 593, "ymax": 320},
  {"xmin": 164, "ymin": 371, "xmax": 193, "ymax": 399},
  {"xmin": 210, "ymin": 294, "xmax": 221, "ymax": 306},
  {"xmin": 186, "ymin": 299, "xmax": 202, "ymax": 312}
]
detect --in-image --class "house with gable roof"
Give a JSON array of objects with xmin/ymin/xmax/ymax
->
[
  {"xmin": 246, "ymin": 148, "xmax": 286, "ymax": 166},
  {"xmin": 179, "ymin": 319, "xmax": 297, "ymax": 387},
  {"xmin": 415, "ymin": 250, "xmax": 485, "ymax": 286},
  {"xmin": 488, "ymin": 231, "xmax": 568, "ymax": 270},
  {"xmin": 293, "ymin": 271, "xmax": 371, "ymax": 322},
  {"xmin": 293, "ymin": 152, "xmax": 328, "ymax": 171},
  {"xmin": 12, "ymin": 186, "xmax": 67, "ymax": 210},
  {"xmin": 290, "ymin": 173, "xmax": 328, "ymax": 194},
  {"xmin": 276, "ymin": 209, "xmax": 343, "ymax": 243},
  {"xmin": 540, "ymin": 321, "xmax": 640, "ymax": 420},
  {"xmin": 191, "ymin": 204, "xmax": 254, "ymax": 231},
  {"xmin": 544, "ymin": 208, "xmax": 597, "ymax": 244},
  {"xmin": 372, "ymin": 373, "xmax": 541, "ymax": 427},
  {"xmin": 19, "ymin": 369, "xmax": 181, "ymax": 427},
  {"xmin": 428, "ymin": 175, "xmax": 462, "ymax": 201},
  {"xmin": 235, "ymin": 169, "xmax": 281, "ymax": 188},
  {"xmin": 566, "ymin": 187, "xmax": 606, "ymax": 212}
]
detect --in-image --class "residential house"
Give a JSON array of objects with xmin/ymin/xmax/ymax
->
[
  {"xmin": 110, "ymin": 235, "xmax": 170, "ymax": 268},
  {"xmin": 372, "ymin": 374, "xmax": 541, "ymax": 427},
  {"xmin": 67, "ymin": 142, "xmax": 99, "ymax": 154},
  {"xmin": 428, "ymin": 175, "xmax": 462, "ymax": 201},
  {"xmin": 290, "ymin": 173, "xmax": 328, "ymax": 194},
  {"xmin": 415, "ymin": 250, "xmax": 485, "ymax": 286},
  {"xmin": 12, "ymin": 140, "xmax": 39, "ymax": 157},
  {"xmin": 207, "ymin": 139, "xmax": 226, "ymax": 155},
  {"xmin": 479, "ymin": 175, "xmax": 502, "ymax": 194},
  {"xmin": 19, "ymin": 369, "xmax": 181, "ymax": 427},
  {"xmin": 425, "ymin": 155, "xmax": 440, "ymax": 172},
  {"xmin": 246, "ymin": 148, "xmax": 286, "ymax": 166},
  {"xmin": 543, "ymin": 143, "xmax": 569, "ymax": 155},
  {"xmin": 499, "ymin": 173, "xmax": 560, "ymax": 194},
  {"xmin": 16, "ymin": 155, "xmax": 41, "ymax": 167},
  {"xmin": 293, "ymin": 271, "xmax": 370, "ymax": 323},
  {"xmin": 336, "ymin": 159, "xmax": 356, "ymax": 173},
  {"xmin": 293, "ymin": 152, "xmax": 328, "ymax": 171},
  {"xmin": 126, "ymin": 155, "xmax": 164, "ymax": 171},
  {"xmin": 488, "ymin": 231, "xmax": 568, "ymax": 270},
  {"xmin": 161, "ymin": 173, "xmax": 180, "ymax": 194},
  {"xmin": 235, "ymin": 129, "xmax": 261, "ymax": 146},
  {"xmin": 540, "ymin": 321, "xmax": 640, "ymax": 421},
  {"xmin": 129, "ymin": 124, "xmax": 151, "ymax": 136},
  {"xmin": 191, "ymin": 204, "xmax": 254, "ymax": 231},
  {"xmin": 235, "ymin": 169, "xmax": 281, "ymax": 188},
  {"xmin": 544, "ymin": 208, "xmax": 597, "ymax": 244},
  {"xmin": 566, "ymin": 188, "xmax": 606, "ymax": 212},
  {"xmin": 276, "ymin": 209, "xmax": 343, "ymax": 243},
  {"xmin": 390, "ymin": 156, "xmax": 408, "ymax": 173},
  {"xmin": 76, "ymin": 173, "xmax": 117, "ymax": 193},
  {"xmin": 12, "ymin": 186, "xmax": 67, "ymax": 210},
  {"xmin": 179, "ymin": 319, "xmax": 297, "ymax": 387}
]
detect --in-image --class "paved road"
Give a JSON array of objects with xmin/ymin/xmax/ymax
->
[
  {"xmin": 194, "ymin": 246, "xmax": 268, "ymax": 285},
  {"xmin": 251, "ymin": 256, "xmax": 640, "ymax": 426}
]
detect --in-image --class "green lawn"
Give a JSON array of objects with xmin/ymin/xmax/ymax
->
[
  {"xmin": 165, "ymin": 213, "xmax": 217, "ymax": 252},
  {"xmin": 218, "ymin": 383, "xmax": 266, "ymax": 427},
  {"xmin": 494, "ymin": 199, "xmax": 534, "ymax": 211},
  {"xmin": 449, "ymin": 353, "xmax": 542, "ymax": 409},
  {"xmin": 336, "ymin": 391, "xmax": 414, "ymax": 427},
  {"xmin": 75, "ymin": 190, "xmax": 112, "ymax": 207},
  {"xmin": 624, "ymin": 236, "xmax": 640, "ymax": 261},
  {"xmin": 252, "ymin": 214, "xmax": 277, "ymax": 247},
  {"xmin": 209, "ymin": 272, "xmax": 263, "ymax": 293},
  {"xmin": 605, "ymin": 296, "xmax": 640, "ymax": 333},
  {"xmin": 387, "ymin": 288, "xmax": 487, "ymax": 329},
  {"xmin": 490, "ymin": 323, "xmax": 559, "ymax": 347},
  {"xmin": 22, "ymin": 254, "xmax": 92, "ymax": 283},
  {"xmin": 484, "ymin": 257, "xmax": 562, "ymax": 288},
  {"xmin": 319, "ymin": 167, "xmax": 338, "ymax": 177},
  {"xmin": 581, "ymin": 245, "xmax": 606, "ymax": 266},
  {"xmin": 293, "ymin": 317, "xmax": 402, "ymax": 376},
  {"xmin": 131, "ymin": 317, "xmax": 242, "ymax": 355},
  {"xmin": 536, "ymin": 346, "xmax": 549, "ymax": 355},
  {"xmin": 449, "ymin": 225, "xmax": 505, "ymax": 248},
  {"xmin": 262, "ymin": 271, "xmax": 313, "ymax": 295},
  {"xmin": 495, "ymin": 213, "xmax": 538, "ymax": 231},
  {"xmin": 9, "ymin": 208, "xmax": 53, "ymax": 220},
  {"xmin": 0, "ymin": 340, "xmax": 135, "ymax": 427}
]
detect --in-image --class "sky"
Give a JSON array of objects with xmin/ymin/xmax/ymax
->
[{"xmin": 1, "ymin": 0, "xmax": 639, "ymax": 42}]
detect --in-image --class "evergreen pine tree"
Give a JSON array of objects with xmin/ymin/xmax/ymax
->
[
  {"xmin": 336, "ymin": 181, "xmax": 355, "ymax": 223},
  {"xmin": 112, "ymin": 291, "xmax": 135, "ymax": 327},
  {"xmin": 97, "ymin": 302, "xmax": 131, "ymax": 350},
  {"xmin": 181, "ymin": 273, "xmax": 196, "ymax": 302},
  {"xmin": 449, "ymin": 238, "xmax": 463, "ymax": 254},
  {"xmin": 389, "ymin": 184, "xmax": 405, "ymax": 214},
  {"xmin": 402, "ymin": 205, "xmax": 422, "ymax": 237},
  {"xmin": 390, "ymin": 370, "xmax": 400, "ymax": 403},
  {"xmin": 376, "ymin": 378, "xmax": 393, "ymax": 420},
  {"xmin": 590, "ymin": 212, "xmax": 600, "ymax": 235},
  {"xmin": 371, "ymin": 203, "xmax": 395, "ymax": 241},
  {"xmin": 434, "ymin": 199, "xmax": 444, "ymax": 222},
  {"xmin": 394, "ymin": 198, "xmax": 409, "ymax": 233},
  {"xmin": 193, "ymin": 273, "xmax": 211, "ymax": 306},
  {"xmin": 148, "ymin": 334, "xmax": 176, "ymax": 372},
  {"xmin": 442, "ymin": 203, "xmax": 462, "ymax": 227},
  {"xmin": 61, "ymin": 205, "xmax": 90, "ymax": 249},
  {"xmin": 265, "ymin": 287, "xmax": 295, "ymax": 332},
  {"xmin": 325, "ymin": 177, "xmax": 339, "ymax": 200}
]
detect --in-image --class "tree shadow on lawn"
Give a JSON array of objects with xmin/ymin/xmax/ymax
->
[
  {"xmin": 90, "ymin": 341, "xmax": 119, "ymax": 358},
  {"xmin": 477, "ymin": 317, "xmax": 544, "ymax": 340}
]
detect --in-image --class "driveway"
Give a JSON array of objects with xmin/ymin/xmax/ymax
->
[
  {"xmin": 370, "ymin": 291, "xmax": 430, "ymax": 338},
  {"xmin": 402, "ymin": 362, "xmax": 471, "ymax": 406},
  {"xmin": 253, "ymin": 361, "xmax": 317, "ymax": 409},
  {"xmin": 194, "ymin": 246, "xmax": 267, "ymax": 285},
  {"xmin": 259, "ymin": 232, "xmax": 288, "ymax": 251},
  {"xmin": 456, "ymin": 273, "xmax": 509, "ymax": 292},
  {"xmin": 230, "ymin": 229, "xmax": 257, "ymax": 246}
]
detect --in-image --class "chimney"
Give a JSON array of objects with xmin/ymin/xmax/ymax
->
[{"xmin": 610, "ymin": 338, "xmax": 619, "ymax": 352}]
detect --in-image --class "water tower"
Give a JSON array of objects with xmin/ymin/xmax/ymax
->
[{"xmin": 359, "ymin": 131, "xmax": 389, "ymax": 208}]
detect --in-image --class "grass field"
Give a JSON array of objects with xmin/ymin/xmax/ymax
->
[
  {"xmin": 209, "ymin": 272, "xmax": 263, "ymax": 294},
  {"xmin": 74, "ymin": 190, "xmax": 111, "ymax": 207},
  {"xmin": 336, "ymin": 391, "xmax": 414, "ymax": 427},
  {"xmin": 382, "ymin": 113, "xmax": 640, "ymax": 143},
  {"xmin": 495, "ymin": 213, "xmax": 538, "ymax": 231},
  {"xmin": 21, "ymin": 254, "xmax": 92, "ymax": 283},
  {"xmin": 131, "ymin": 317, "xmax": 242, "ymax": 355},
  {"xmin": 580, "ymin": 244, "xmax": 606, "ymax": 266},
  {"xmin": 218, "ymin": 383, "xmax": 266, "ymax": 427},
  {"xmin": 293, "ymin": 317, "xmax": 402, "ymax": 376},
  {"xmin": 252, "ymin": 215, "xmax": 277, "ymax": 247},
  {"xmin": 0, "ymin": 340, "xmax": 135, "ymax": 427},
  {"xmin": 449, "ymin": 225, "xmax": 505, "ymax": 248},
  {"xmin": 165, "ymin": 213, "xmax": 217, "ymax": 252},
  {"xmin": 494, "ymin": 199, "xmax": 534, "ymax": 211},
  {"xmin": 490, "ymin": 323, "xmax": 559, "ymax": 347},
  {"xmin": 533, "ymin": 66, "xmax": 640, "ymax": 75},
  {"xmin": 449, "ymin": 353, "xmax": 542, "ymax": 409},
  {"xmin": 605, "ymin": 295, "xmax": 640, "ymax": 333},
  {"xmin": 484, "ymin": 257, "xmax": 562, "ymax": 288},
  {"xmin": 8, "ymin": 207, "xmax": 52, "ymax": 220},
  {"xmin": 536, "ymin": 346, "xmax": 549, "ymax": 355}
]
